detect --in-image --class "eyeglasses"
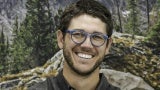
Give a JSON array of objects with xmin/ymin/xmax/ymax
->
[{"xmin": 65, "ymin": 29, "xmax": 109, "ymax": 47}]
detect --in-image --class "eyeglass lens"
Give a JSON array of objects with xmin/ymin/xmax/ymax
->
[{"xmin": 70, "ymin": 30, "xmax": 106, "ymax": 46}]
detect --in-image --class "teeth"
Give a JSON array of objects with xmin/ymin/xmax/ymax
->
[{"xmin": 77, "ymin": 53, "xmax": 92, "ymax": 59}]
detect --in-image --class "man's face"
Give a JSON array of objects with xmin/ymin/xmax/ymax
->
[{"xmin": 57, "ymin": 14, "xmax": 112, "ymax": 76}]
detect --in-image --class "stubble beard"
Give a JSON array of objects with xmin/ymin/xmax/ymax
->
[{"xmin": 63, "ymin": 45, "xmax": 104, "ymax": 76}]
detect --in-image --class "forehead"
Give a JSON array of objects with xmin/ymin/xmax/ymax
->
[{"xmin": 68, "ymin": 14, "xmax": 107, "ymax": 34}]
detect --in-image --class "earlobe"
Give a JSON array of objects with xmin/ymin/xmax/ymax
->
[
  {"xmin": 57, "ymin": 30, "xmax": 64, "ymax": 49},
  {"xmin": 105, "ymin": 38, "xmax": 112, "ymax": 55}
]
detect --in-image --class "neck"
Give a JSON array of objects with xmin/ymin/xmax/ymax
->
[{"xmin": 63, "ymin": 62, "xmax": 100, "ymax": 90}]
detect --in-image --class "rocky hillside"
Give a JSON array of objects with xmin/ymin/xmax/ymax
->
[
  {"xmin": 0, "ymin": 0, "xmax": 159, "ymax": 90},
  {"xmin": 0, "ymin": 0, "xmax": 27, "ymax": 41},
  {"xmin": 103, "ymin": 32, "xmax": 160, "ymax": 90},
  {"xmin": 0, "ymin": 0, "xmax": 157, "ymax": 41},
  {"xmin": 0, "ymin": 32, "xmax": 159, "ymax": 90}
]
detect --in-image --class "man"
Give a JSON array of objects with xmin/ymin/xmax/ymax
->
[{"xmin": 29, "ymin": 0, "xmax": 120, "ymax": 90}]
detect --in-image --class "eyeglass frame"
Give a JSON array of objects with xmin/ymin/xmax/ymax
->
[{"xmin": 64, "ymin": 29, "xmax": 109, "ymax": 47}]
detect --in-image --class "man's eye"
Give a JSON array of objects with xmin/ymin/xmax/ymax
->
[
  {"xmin": 92, "ymin": 35, "xmax": 104, "ymax": 41},
  {"xmin": 72, "ymin": 32, "xmax": 85, "ymax": 38}
]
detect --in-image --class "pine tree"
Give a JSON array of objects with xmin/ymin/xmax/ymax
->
[
  {"xmin": 147, "ymin": 13, "xmax": 160, "ymax": 48},
  {"xmin": 146, "ymin": 0, "xmax": 150, "ymax": 30},
  {"xmin": 0, "ymin": 28, "xmax": 9, "ymax": 75},
  {"xmin": 115, "ymin": 0, "xmax": 123, "ymax": 33},
  {"xmin": 9, "ymin": 17, "xmax": 33, "ymax": 74},
  {"xmin": 25, "ymin": 0, "xmax": 58, "ymax": 66},
  {"xmin": 125, "ymin": 0, "xmax": 141, "ymax": 36},
  {"xmin": 0, "ymin": 30, "xmax": 5, "ymax": 74},
  {"xmin": 9, "ymin": 0, "xmax": 60, "ymax": 74},
  {"xmin": 145, "ymin": 1, "xmax": 160, "ymax": 57},
  {"xmin": 149, "ymin": 0, "xmax": 160, "ymax": 26},
  {"xmin": 144, "ymin": 17, "xmax": 160, "ymax": 59}
]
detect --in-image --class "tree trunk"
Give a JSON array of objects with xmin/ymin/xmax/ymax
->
[{"xmin": 116, "ymin": 0, "xmax": 123, "ymax": 33}]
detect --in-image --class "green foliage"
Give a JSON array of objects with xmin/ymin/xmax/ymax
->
[
  {"xmin": 6, "ymin": 17, "xmax": 32, "ymax": 74},
  {"xmin": 145, "ymin": 13, "xmax": 160, "ymax": 58},
  {"xmin": 147, "ymin": 17, "xmax": 160, "ymax": 46},
  {"xmin": 150, "ymin": 0, "xmax": 160, "ymax": 24},
  {"xmin": 124, "ymin": 0, "xmax": 141, "ymax": 36},
  {"xmin": 156, "ymin": 0, "xmax": 160, "ymax": 21},
  {"xmin": 1, "ymin": 0, "xmax": 62, "ymax": 75},
  {"xmin": 24, "ymin": 0, "xmax": 59, "ymax": 66},
  {"xmin": 0, "ymin": 30, "xmax": 9, "ymax": 75},
  {"xmin": 8, "ymin": 0, "xmax": 59, "ymax": 74}
]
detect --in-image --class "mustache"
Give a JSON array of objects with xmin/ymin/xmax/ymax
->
[
  {"xmin": 81, "ymin": 47, "xmax": 92, "ymax": 52},
  {"xmin": 77, "ymin": 47, "xmax": 95, "ymax": 54}
]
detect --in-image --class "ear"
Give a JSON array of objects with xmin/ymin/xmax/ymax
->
[
  {"xmin": 105, "ymin": 38, "xmax": 112, "ymax": 55},
  {"xmin": 57, "ymin": 30, "xmax": 64, "ymax": 49}
]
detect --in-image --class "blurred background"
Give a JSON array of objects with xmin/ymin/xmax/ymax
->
[{"xmin": 0, "ymin": 0, "xmax": 160, "ymax": 89}]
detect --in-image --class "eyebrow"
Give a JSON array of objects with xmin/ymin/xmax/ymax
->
[{"xmin": 72, "ymin": 29, "xmax": 104, "ymax": 34}]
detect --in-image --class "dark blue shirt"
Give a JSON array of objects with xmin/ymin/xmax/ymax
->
[{"xmin": 28, "ymin": 70, "xmax": 120, "ymax": 90}]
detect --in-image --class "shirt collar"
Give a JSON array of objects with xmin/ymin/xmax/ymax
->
[
  {"xmin": 57, "ymin": 70, "xmax": 74, "ymax": 90},
  {"xmin": 96, "ymin": 73, "xmax": 111, "ymax": 90},
  {"xmin": 56, "ymin": 70, "xmax": 111, "ymax": 90}
]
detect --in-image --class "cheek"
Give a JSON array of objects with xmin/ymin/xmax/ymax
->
[
  {"xmin": 64, "ymin": 37, "xmax": 76, "ymax": 49},
  {"xmin": 98, "ymin": 46, "xmax": 108, "ymax": 55}
]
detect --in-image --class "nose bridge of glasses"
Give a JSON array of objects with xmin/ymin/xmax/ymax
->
[
  {"xmin": 80, "ymin": 33, "xmax": 93, "ymax": 47},
  {"xmin": 85, "ymin": 32, "xmax": 92, "ymax": 38}
]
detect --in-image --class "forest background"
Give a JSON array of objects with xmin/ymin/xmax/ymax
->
[{"xmin": 0, "ymin": 0, "xmax": 160, "ymax": 89}]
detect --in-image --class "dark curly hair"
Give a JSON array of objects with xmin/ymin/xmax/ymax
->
[{"xmin": 59, "ymin": 0, "xmax": 113, "ymax": 37}]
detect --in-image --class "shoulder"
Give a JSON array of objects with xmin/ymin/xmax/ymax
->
[{"xmin": 98, "ymin": 73, "xmax": 120, "ymax": 90}]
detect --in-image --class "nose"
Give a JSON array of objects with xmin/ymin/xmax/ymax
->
[{"xmin": 80, "ymin": 36, "xmax": 93, "ymax": 48}]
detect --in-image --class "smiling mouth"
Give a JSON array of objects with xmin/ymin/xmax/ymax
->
[{"xmin": 77, "ymin": 53, "xmax": 93, "ymax": 59}]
